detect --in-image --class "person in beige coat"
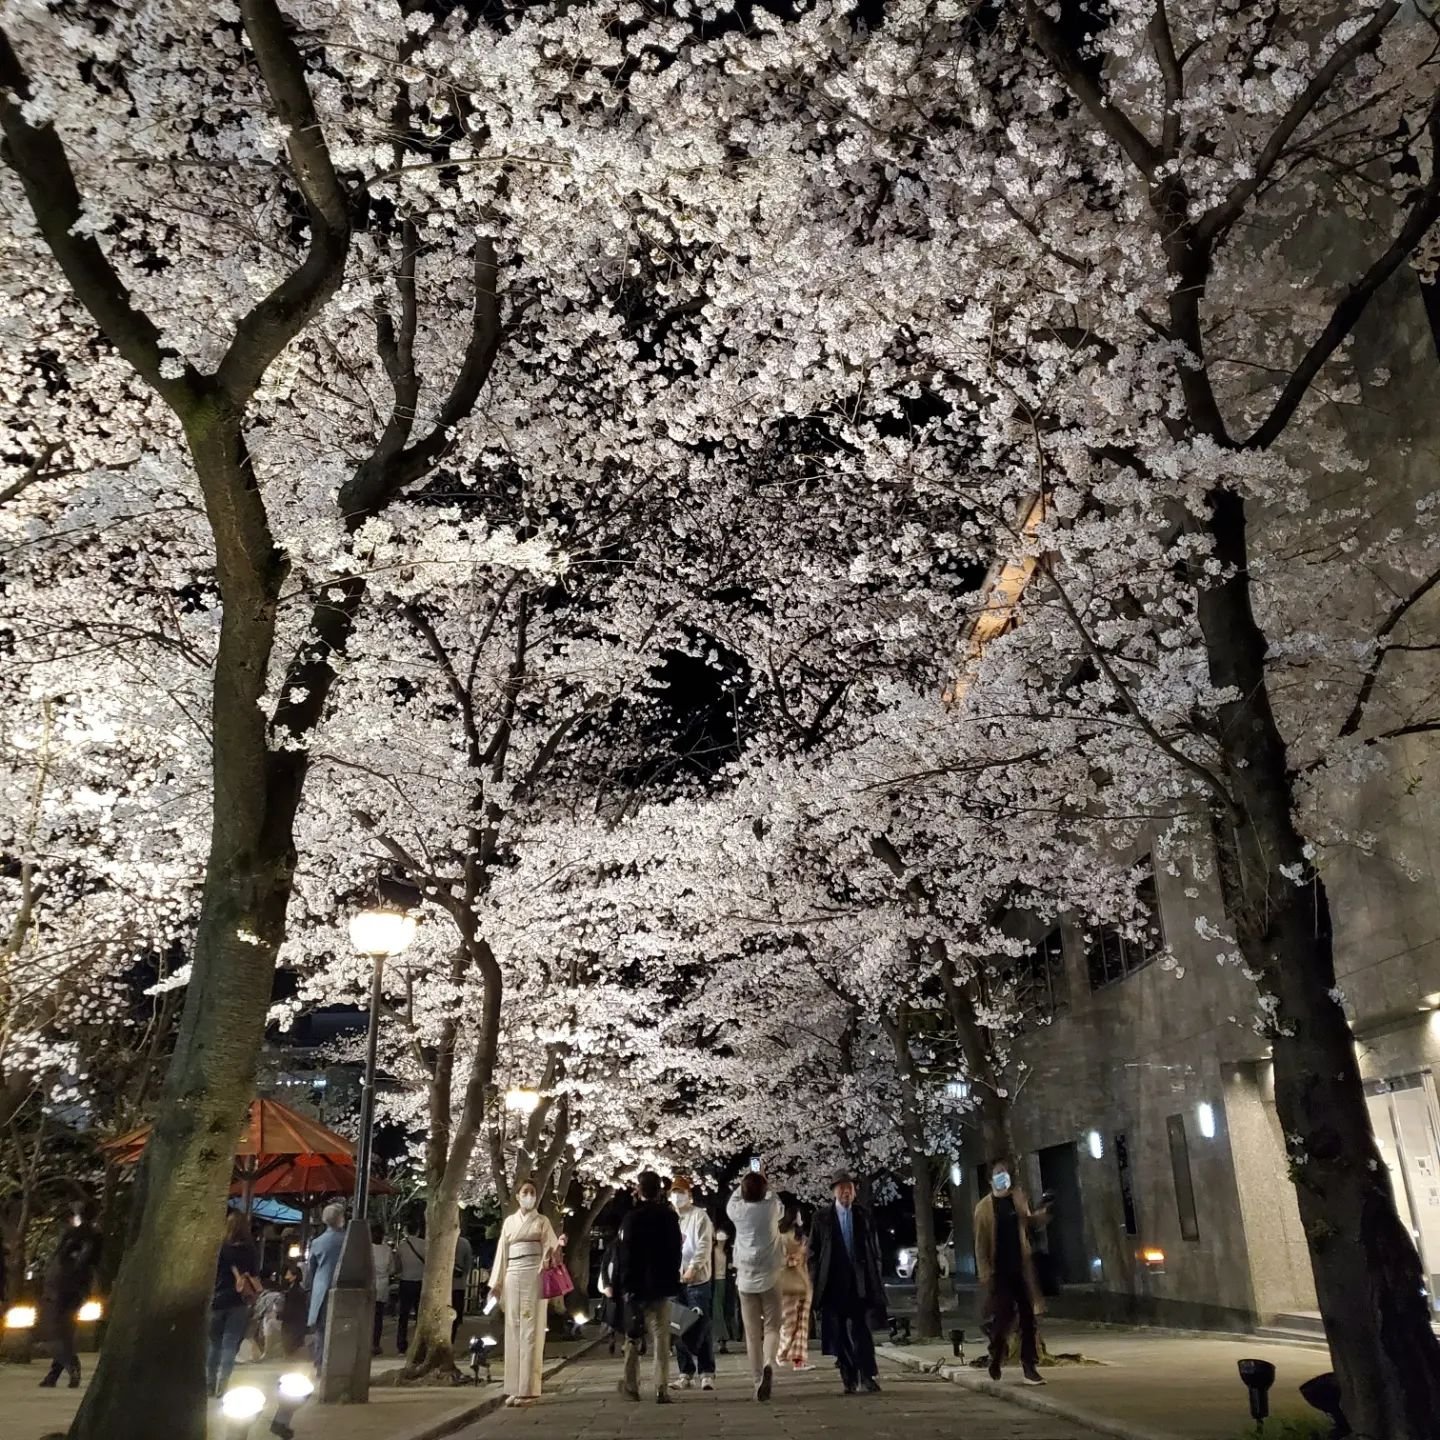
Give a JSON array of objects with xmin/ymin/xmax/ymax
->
[{"xmin": 973, "ymin": 1157, "xmax": 1050, "ymax": 1386}]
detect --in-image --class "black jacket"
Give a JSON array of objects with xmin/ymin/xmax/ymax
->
[
  {"xmin": 612, "ymin": 1199, "xmax": 682, "ymax": 1304},
  {"xmin": 808, "ymin": 1202, "xmax": 887, "ymax": 1316}
]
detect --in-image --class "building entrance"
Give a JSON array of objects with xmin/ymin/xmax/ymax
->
[
  {"xmin": 1365, "ymin": 1071, "xmax": 1440, "ymax": 1314},
  {"xmin": 1037, "ymin": 1140, "xmax": 1089, "ymax": 1285}
]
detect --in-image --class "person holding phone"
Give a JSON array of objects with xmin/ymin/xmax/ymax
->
[{"xmin": 727, "ymin": 1168, "xmax": 786, "ymax": 1402}]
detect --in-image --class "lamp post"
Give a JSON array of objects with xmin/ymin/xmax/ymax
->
[{"xmin": 348, "ymin": 905, "xmax": 417, "ymax": 1219}]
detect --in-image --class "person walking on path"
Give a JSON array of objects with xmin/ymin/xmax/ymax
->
[
  {"xmin": 451, "ymin": 1220, "xmax": 474, "ymax": 1343},
  {"xmin": 711, "ymin": 1225, "xmax": 732, "ymax": 1355},
  {"xmin": 370, "ymin": 1220, "xmax": 395, "ymax": 1357},
  {"xmin": 611, "ymin": 1169, "xmax": 683, "ymax": 1404},
  {"xmin": 37, "ymin": 1209, "xmax": 101, "ymax": 1390},
  {"xmin": 809, "ymin": 1170, "xmax": 887, "ymax": 1395},
  {"xmin": 669, "ymin": 1175, "xmax": 717, "ymax": 1391},
  {"xmin": 727, "ymin": 1169, "xmax": 785, "ymax": 1402},
  {"xmin": 491, "ymin": 1178, "xmax": 561, "ymax": 1408},
  {"xmin": 777, "ymin": 1200, "xmax": 813, "ymax": 1371},
  {"xmin": 305, "ymin": 1202, "xmax": 347, "ymax": 1368},
  {"xmin": 974, "ymin": 1156, "xmax": 1050, "ymax": 1386},
  {"xmin": 394, "ymin": 1217, "xmax": 426, "ymax": 1353},
  {"xmin": 206, "ymin": 1210, "xmax": 261, "ymax": 1396}
]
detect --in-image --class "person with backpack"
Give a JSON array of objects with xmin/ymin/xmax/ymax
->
[
  {"xmin": 207, "ymin": 1210, "xmax": 261, "ymax": 1396},
  {"xmin": 395, "ymin": 1218, "xmax": 427, "ymax": 1353},
  {"xmin": 610, "ymin": 1170, "xmax": 682, "ymax": 1404}
]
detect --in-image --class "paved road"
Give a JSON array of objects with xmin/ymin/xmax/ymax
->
[{"xmin": 456, "ymin": 1351, "xmax": 1110, "ymax": 1439}]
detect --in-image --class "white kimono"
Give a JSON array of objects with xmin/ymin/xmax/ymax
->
[{"xmin": 491, "ymin": 1208, "xmax": 560, "ymax": 1398}]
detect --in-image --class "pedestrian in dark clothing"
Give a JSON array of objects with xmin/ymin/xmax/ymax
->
[
  {"xmin": 37, "ymin": 1212, "xmax": 101, "ymax": 1389},
  {"xmin": 395, "ymin": 1219, "xmax": 426, "ymax": 1353},
  {"xmin": 973, "ymin": 1156, "xmax": 1050, "ymax": 1386},
  {"xmin": 208, "ymin": 1210, "xmax": 261, "ymax": 1396},
  {"xmin": 609, "ymin": 1170, "xmax": 682, "ymax": 1405},
  {"xmin": 807, "ymin": 1170, "xmax": 887, "ymax": 1395}
]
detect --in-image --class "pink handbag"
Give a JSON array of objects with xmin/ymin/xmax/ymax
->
[{"xmin": 541, "ymin": 1261, "xmax": 574, "ymax": 1300}]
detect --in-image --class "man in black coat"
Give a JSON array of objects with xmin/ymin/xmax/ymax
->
[
  {"xmin": 610, "ymin": 1170, "xmax": 683, "ymax": 1404},
  {"xmin": 808, "ymin": 1170, "xmax": 887, "ymax": 1394}
]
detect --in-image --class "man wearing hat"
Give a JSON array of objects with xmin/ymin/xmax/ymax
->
[
  {"xmin": 808, "ymin": 1171, "xmax": 887, "ymax": 1394},
  {"xmin": 668, "ymin": 1175, "xmax": 717, "ymax": 1390}
]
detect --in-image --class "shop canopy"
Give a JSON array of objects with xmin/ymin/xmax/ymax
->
[{"xmin": 105, "ymin": 1097, "xmax": 392, "ymax": 1207}]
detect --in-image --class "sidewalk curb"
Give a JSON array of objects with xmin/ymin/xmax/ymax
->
[
  {"xmin": 388, "ymin": 1337, "xmax": 604, "ymax": 1440},
  {"xmin": 875, "ymin": 1344, "xmax": 1185, "ymax": 1440}
]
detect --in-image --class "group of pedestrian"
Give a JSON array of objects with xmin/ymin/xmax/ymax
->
[{"xmin": 597, "ymin": 1166, "xmax": 888, "ymax": 1407}]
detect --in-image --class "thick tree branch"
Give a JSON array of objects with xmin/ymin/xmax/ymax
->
[
  {"xmin": 1245, "ymin": 99, "xmax": 1440, "ymax": 451},
  {"xmin": 1024, "ymin": 1, "xmax": 1160, "ymax": 177},
  {"xmin": 1195, "ymin": 2, "xmax": 1404, "ymax": 247},
  {"xmin": 215, "ymin": 0, "xmax": 353, "ymax": 403},
  {"xmin": 0, "ymin": 34, "xmax": 200, "ymax": 413},
  {"xmin": 1338, "ymin": 560, "xmax": 1440, "ymax": 738}
]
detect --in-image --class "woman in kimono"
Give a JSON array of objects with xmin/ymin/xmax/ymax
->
[{"xmin": 491, "ymin": 1178, "xmax": 561, "ymax": 1407}]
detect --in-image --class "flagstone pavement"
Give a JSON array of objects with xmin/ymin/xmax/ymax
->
[{"xmin": 452, "ymin": 1351, "xmax": 1114, "ymax": 1440}]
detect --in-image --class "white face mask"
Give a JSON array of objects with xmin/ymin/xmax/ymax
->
[
  {"xmin": 518, "ymin": 1192, "xmax": 537, "ymax": 1212},
  {"xmin": 991, "ymin": 1171, "xmax": 1011, "ymax": 1195},
  {"xmin": 671, "ymin": 1193, "xmax": 692, "ymax": 1211}
]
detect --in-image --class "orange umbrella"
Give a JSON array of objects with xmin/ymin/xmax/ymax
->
[{"xmin": 104, "ymin": 1097, "xmax": 392, "ymax": 1203}]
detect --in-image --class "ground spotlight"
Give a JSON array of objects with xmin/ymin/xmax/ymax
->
[
  {"xmin": 3, "ymin": 1304, "xmax": 36, "ymax": 1330},
  {"xmin": 1300, "ymin": 1372, "xmax": 1351, "ymax": 1439},
  {"xmin": 949, "ymin": 1328, "xmax": 965, "ymax": 1360},
  {"xmin": 269, "ymin": 1372, "xmax": 314, "ymax": 1439},
  {"xmin": 220, "ymin": 1384, "xmax": 266, "ymax": 1440},
  {"xmin": 1237, "ymin": 1358, "xmax": 1276, "ymax": 1424}
]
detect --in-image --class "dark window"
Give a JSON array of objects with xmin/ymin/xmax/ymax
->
[
  {"xmin": 1167, "ymin": 1114, "xmax": 1200, "ymax": 1241},
  {"xmin": 1087, "ymin": 855, "xmax": 1166, "ymax": 990},
  {"xmin": 1115, "ymin": 1131, "xmax": 1138, "ymax": 1236},
  {"xmin": 1019, "ymin": 927, "xmax": 1068, "ymax": 1023}
]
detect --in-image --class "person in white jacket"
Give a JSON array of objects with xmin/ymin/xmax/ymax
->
[
  {"xmin": 669, "ymin": 1176, "xmax": 717, "ymax": 1390},
  {"xmin": 726, "ymin": 1170, "xmax": 785, "ymax": 1402}
]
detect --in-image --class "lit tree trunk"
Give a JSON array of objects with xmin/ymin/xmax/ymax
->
[
  {"xmin": 1196, "ymin": 491, "xmax": 1440, "ymax": 1440},
  {"xmin": 882, "ymin": 1005, "xmax": 942, "ymax": 1339},
  {"xmin": 403, "ymin": 930, "xmax": 503, "ymax": 1379}
]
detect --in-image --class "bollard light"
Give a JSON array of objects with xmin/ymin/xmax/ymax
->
[
  {"xmin": 78, "ymin": 1299, "xmax": 103, "ymax": 1323},
  {"xmin": 950, "ymin": 1328, "xmax": 966, "ymax": 1361},
  {"xmin": 4, "ymin": 1304, "xmax": 37, "ymax": 1330},
  {"xmin": 887, "ymin": 1316, "xmax": 912, "ymax": 1345},
  {"xmin": 221, "ymin": 1385, "xmax": 266, "ymax": 1440},
  {"xmin": 269, "ymin": 1371, "xmax": 314, "ymax": 1439},
  {"xmin": 1237, "ymin": 1358, "xmax": 1276, "ymax": 1424},
  {"xmin": 1299, "ymin": 1372, "xmax": 1350, "ymax": 1439}
]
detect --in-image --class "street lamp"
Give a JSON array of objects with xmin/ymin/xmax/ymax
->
[
  {"xmin": 504, "ymin": 1087, "xmax": 541, "ymax": 1116},
  {"xmin": 349, "ymin": 904, "xmax": 417, "ymax": 1219}
]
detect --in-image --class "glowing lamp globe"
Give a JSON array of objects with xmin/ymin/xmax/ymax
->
[
  {"xmin": 220, "ymin": 1386, "xmax": 266, "ymax": 1419},
  {"xmin": 278, "ymin": 1372, "xmax": 314, "ymax": 1401},
  {"xmin": 349, "ymin": 907, "xmax": 417, "ymax": 958}
]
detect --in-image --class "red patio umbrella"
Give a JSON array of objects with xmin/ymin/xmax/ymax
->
[{"xmin": 104, "ymin": 1097, "xmax": 392, "ymax": 1207}]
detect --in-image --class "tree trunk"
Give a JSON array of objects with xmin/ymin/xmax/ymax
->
[
  {"xmin": 1198, "ymin": 489, "xmax": 1440, "ymax": 1440},
  {"xmin": 882, "ymin": 1005, "xmax": 942, "ymax": 1339},
  {"xmin": 403, "ymin": 933, "xmax": 503, "ymax": 1379},
  {"xmin": 909, "ymin": 1154, "xmax": 942, "ymax": 1340},
  {"xmin": 407, "ymin": 1186, "xmax": 463, "ymax": 1378},
  {"xmin": 67, "ymin": 405, "xmax": 298, "ymax": 1440}
]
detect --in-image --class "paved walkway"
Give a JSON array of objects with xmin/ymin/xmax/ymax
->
[
  {"xmin": 1, "ymin": 1324, "xmax": 591, "ymax": 1440},
  {"xmin": 879, "ymin": 1324, "xmax": 1334, "ymax": 1440},
  {"xmin": 451, "ymin": 1351, "xmax": 1113, "ymax": 1440}
]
